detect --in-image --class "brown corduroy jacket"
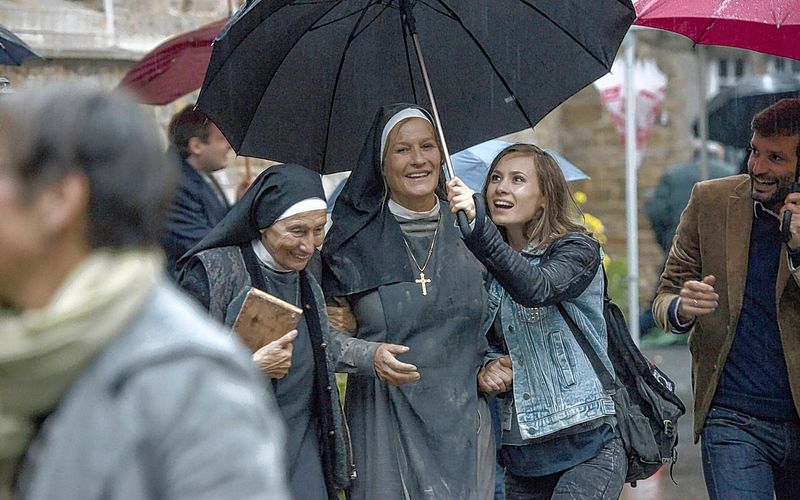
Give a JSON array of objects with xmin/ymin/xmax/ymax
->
[{"xmin": 653, "ymin": 174, "xmax": 800, "ymax": 442}]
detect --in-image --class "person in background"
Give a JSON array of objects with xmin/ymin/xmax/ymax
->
[
  {"xmin": 178, "ymin": 164, "xmax": 354, "ymax": 500},
  {"xmin": 0, "ymin": 83, "xmax": 289, "ymax": 500},
  {"xmin": 640, "ymin": 139, "xmax": 736, "ymax": 338},
  {"xmin": 448, "ymin": 143, "xmax": 627, "ymax": 499},
  {"xmin": 653, "ymin": 98, "xmax": 800, "ymax": 499},
  {"xmin": 322, "ymin": 103, "xmax": 494, "ymax": 499},
  {"xmin": 162, "ymin": 104, "xmax": 232, "ymax": 278}
]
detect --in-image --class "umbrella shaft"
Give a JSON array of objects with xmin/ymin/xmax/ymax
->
[{"xmin": 410, "ymin": 32, "xmax": 456, "ymax": 181}]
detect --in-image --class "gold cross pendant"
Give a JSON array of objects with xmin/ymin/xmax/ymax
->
[{"xmin": 415, "ymin": 272, "xmax": 431, "ymax": 296}]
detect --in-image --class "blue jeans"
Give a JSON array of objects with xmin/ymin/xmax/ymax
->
[
  {"xmin": 504, "ymin": 438, "xmax": 626, "ymax": 500},
  {"xmin": 702, "ymin": 406, "xmax": 800, "ymax": 500}
]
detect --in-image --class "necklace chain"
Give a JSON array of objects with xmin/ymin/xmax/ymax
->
[{"xmin": 400, "ymin": 220, "xmax": 439, "ymax": 273}]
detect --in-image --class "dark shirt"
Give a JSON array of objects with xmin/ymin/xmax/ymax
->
[
  {"xmin": 712, "ymin": 204, "xmax": 798, "ymax": 421},
  {"xmin": 501, "ymin": 421, "xmax": 617, "ymax": 477}
]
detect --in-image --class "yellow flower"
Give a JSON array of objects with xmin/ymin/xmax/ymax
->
[
  {"xmin": 573, "ymin": 191, "xmax": 608, "ymax": 257},
  {"xmin": 583, "ymin": 213, "xmax": 607, "ymax": 245}
]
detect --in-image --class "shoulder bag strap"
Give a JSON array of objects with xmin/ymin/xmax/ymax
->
[{"xmin": 556, "ymin": 302, "xmax": 617, "ymax": 392}]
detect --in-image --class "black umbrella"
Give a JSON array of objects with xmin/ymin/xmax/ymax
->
[
  {"xmin": 0, "ymin": 24, "xmax": 42, "ymax": 66},
  {"xmin": 705, "ymin": 73, "xmax": 800, "ymax": 148},
  {"xmin": 197, "ymin": 0, "xmax": 635, "ymax": 175}
]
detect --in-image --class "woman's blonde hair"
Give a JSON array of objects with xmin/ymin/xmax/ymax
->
[{"xmin": 482, "ymin": 143, "xmax": 589, "ymax": 249}]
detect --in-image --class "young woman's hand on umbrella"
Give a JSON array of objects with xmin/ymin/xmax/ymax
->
[
  {"xmin": 447, "ymin": 177, "xmax": 476, "ymax": 222},
  {"xmin": 374, "ymin": 343, "xmax": 420, "ymax": 386},
  {"xmin": 252, "ymin": 329, "xmax": 297, "ymax": 379}
]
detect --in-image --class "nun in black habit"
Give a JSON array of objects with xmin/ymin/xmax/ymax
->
[
  {"xmin": 322, "ymin": 104, "xmax": 494, "ymax": 499},
  {"xmin": 177, "ymin": 164, "xmax": 354, "ymax": 500}
]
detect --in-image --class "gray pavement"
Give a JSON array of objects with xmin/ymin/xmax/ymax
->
[{"xmin": 621, "ymin": 344, "xmax": 708, "ymax": 500}]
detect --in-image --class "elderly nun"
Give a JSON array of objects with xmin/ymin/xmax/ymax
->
[{"xmin": 178, "ymin": 164, "xmax": 353, "ymax": 500}]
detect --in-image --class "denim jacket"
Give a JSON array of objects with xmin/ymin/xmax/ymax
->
[{"xmin": 464, "ymin": 215, "xmax": 615, "ymax": 441}]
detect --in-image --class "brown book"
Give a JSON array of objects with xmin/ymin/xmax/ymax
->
[{"xmin": 232, "ymin": 287, "xmax": 303, "ymax": 352}]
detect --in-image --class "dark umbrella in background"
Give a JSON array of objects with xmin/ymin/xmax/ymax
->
[
  {"xmin": 197, "ymin": 0, "xmax": 635, "ymax": 177},
  {"xmin": 705, "ymin": 73, "xmax": 800, "ymax": 148},
  {"xmin": 118, "ymin": 18, "xmax": 227, "ymax": 105},
  {"xmin": 0, "ymin": 24, "xmax": 42, "ymax": 66}
]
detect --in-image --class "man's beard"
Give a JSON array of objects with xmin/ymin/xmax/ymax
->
[{"xmin": 750, "ymin": 173, "xmax": 794, "ymax": 210}]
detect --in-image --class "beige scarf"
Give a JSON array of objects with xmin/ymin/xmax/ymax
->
[{"xmin": 0, "ymin": 250, "xmax": 163, "ymax": 494}]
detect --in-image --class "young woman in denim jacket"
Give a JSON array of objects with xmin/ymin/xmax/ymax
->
[{"xmin": 447, "ymin": 143, "xmax": 627, "ymax": 499}]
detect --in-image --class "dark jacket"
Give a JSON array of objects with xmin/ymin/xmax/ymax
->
[
  {"xmin": 163, "ymin": 155, "xmax": 229, "ymax": 277},
  {"xmin": 646, "ymin": 158, "xmax": 736, "ymax": 253}
]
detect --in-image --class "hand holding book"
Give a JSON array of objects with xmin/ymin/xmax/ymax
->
[
  {"xmin": 233, "ymin": 287, "xmax": 303, "ymax": 351},
  {"xmin": 232, "ymin": 287, "xmax": 304, "ymax": 378},
  {"xmin": 252, "ymin": 329, "xmax": 297, "ymax": 379}
]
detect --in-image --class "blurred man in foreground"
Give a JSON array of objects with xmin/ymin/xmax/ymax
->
[{"xmin": 0, "ymin": 83, "xmax": 288, "ymax": 500}]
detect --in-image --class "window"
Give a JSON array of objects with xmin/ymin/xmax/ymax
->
[{"xmin": 768, "ymin": 57, "xmax": 800, "ymax": 75}]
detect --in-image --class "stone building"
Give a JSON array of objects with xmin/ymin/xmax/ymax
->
[{"xmin": 3, "ymin": 1, "xmax": 796, "ymax": 303}]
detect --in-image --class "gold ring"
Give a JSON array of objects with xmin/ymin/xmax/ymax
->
[{"xmin": 692, "ymin": 299, "xmax": 698, "ymax": 306}]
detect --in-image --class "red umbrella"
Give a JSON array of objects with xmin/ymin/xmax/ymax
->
[
  {"xmin": 634, "ymin": 0, "xmax": 800, "ymax": 60},
  {"xmin": 119, "ymin": 18, "xmax": 226, "ymax": 105}
]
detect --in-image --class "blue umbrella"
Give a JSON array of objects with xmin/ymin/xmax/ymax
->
[
  {"xmin": 0, "ymin": 24, "xmax": 42, "ymax": 66},
  {"xmin": 451, "ymin": 139, "xmax": 590, "ymax": 192}
]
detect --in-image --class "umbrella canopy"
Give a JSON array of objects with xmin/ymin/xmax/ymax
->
[
  {"xmin": 451, "ymin": 139, "xmax": 590, "ymax": 192},
  {"xmin": 634, "ymin": 0, "xmax": 800, "ymax": 60},
  {"xmin": 197, "ymin": 0, "xmax": 635, "ymax": 173},
  {"xmin": 0, "ymin": 24, "xmax": 42, "ymax": 66},
  {"xmin": 118, "ymin": 19, "xmax": 226, "ymax": 105},
  {"xmin": 705, "ymin": 73, "xmax": 800, "ymax": 147}
]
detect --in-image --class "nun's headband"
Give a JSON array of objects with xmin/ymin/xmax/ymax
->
[{"xmin": 380, "ymin": 108, "xmax": 433, "ymax": 164}]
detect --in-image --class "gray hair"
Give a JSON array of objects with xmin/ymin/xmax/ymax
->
[{"xmin": 0, "ymin": 82, "xmax": 177, "ymax": 249}]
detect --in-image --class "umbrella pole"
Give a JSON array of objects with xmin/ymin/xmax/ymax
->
[
  {"xmin": 409, "ymin": 32, "xmax": 456, "ymax": 181},
  {"xmin": 409, "ymin": 29, "xmax": 471, "ymax": 234},
  {"xmin": 697, "ymin": 46, "xmax": 710, "ymax": 181}
]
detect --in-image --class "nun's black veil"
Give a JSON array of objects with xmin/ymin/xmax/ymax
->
[
  {"xmin": 180, "ymin": 163, "xmax": 325, "ymax": 264},
  {"xmin": 322, "ymin": 103, "xmax": 446, "ymax": 297}
]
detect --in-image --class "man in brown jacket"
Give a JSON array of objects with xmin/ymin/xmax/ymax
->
[{"xmin": 654, "ymin": 99, "xmax": 800, "ymax": 499}]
